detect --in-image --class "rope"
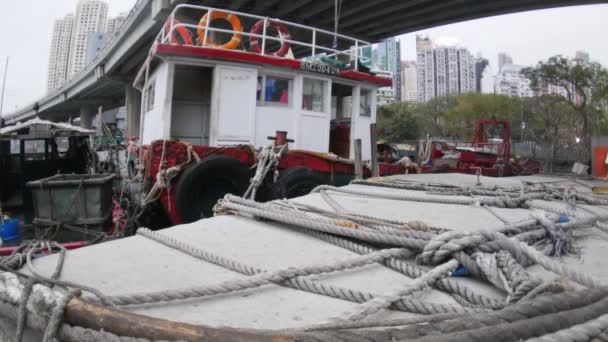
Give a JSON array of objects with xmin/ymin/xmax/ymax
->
[
  {"xmin": 41, "ymin": 289, "xmax": 81, "ymax": 342},
  {"xmin": 496, "ymin": 250, "xmax": 542, "ymax": 303},
  {"xmin": 341, "ymin": 259, "xmax": 459, "ymax": 321},
  {"xmin": 134, "ymin": 229, "xmax": 475, "ymax": 315},
  {"xmin": 304, "ymin": 230, "xmax": 505, "ymax": 309},
  {"xmin": 526, "ymin": 314, "xmax": 608, "ymax": 342},
  {"xmin": 243, "ymin": 142, "xmax": 287, "ymax": 200},
  {"xmin": 313, "ymin": 185, "xmax": 535, "ymax": 209},
  {"xmin": 14, "ymin": 279, "xmax": 34, "ymax": 342}
]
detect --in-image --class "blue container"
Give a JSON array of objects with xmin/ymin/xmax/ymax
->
[{"xmin": 0, "ymin": 219, "xmax": 20, "ymax": 241}]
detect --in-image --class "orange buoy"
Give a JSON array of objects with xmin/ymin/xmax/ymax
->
[{"xmin": 197, "ymin": 11, "xmax": 243, "ymax": 50}]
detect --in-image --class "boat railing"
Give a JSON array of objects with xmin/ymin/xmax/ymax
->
[{"xmin": 156, "ymin": 4, "xmax": 373, "ymax": 69}]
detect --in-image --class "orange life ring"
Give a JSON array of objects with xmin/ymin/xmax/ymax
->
[
  {"xmin": 248, "ymin": 20, "xmax": 291, "ymax": 57},
  {"xmin": 165, "ymin": 18, "xmax": 193, "ymax": 45},
  {"xmin": 197, "ymin": 11, "xmax": 243, "ymax": 50}
]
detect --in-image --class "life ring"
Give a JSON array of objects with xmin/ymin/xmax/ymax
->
[
  {"xmin": 248, "ymin": 20, "xmax": 291, "ymax": 57},
  {"xmin": 164, "ymin": 18, "xmax": 193, "ymax": 45},
  {"xmin": 197, "ymin": 11, "xmax": 243, "ymax": 50}
]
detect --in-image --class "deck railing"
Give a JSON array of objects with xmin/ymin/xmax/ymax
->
[{"xmin": 155, "ymin": 4, "xmax": 373, "ymax": 69}]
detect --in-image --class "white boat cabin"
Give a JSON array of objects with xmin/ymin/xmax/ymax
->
[{"xmin": 134, "ymin": 5, "xmax": 392, "ymax": 160}]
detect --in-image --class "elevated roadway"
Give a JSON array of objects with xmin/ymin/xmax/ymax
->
[{"xmin": 5, "ymin": 0, "xmax": 608, "ymax": 131}]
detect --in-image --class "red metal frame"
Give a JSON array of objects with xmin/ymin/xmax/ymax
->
[
  {"xmin": 421, "ymin": 120, "xmax": 540, "ymax": 176},
  {"xmin": 0, "ymin": 241, "xmax": 87, "ymax": 256},
  {"xmin": 145, "ymin": 140, "xmax": 407, "ymax": 225}
]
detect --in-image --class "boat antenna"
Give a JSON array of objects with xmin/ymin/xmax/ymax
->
[
  {"xmin": 0, "ymin": 56, "xmax": 8, "ymax": 117},
  {"xmin": 332, "ymin": 0, "xmax": 342, "ymax": 49}
]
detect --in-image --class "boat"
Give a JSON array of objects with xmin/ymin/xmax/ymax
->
[
  {"xmin": 125, "ymin": 4, "xmax": 413, "ymax": 228},
  {"xmin": 1, "ymin": 7, "xmax": 605, "ymax": 341},
  {"xmin": 415, "ymin": 120, "xmax": 542, "ymax": 176}
]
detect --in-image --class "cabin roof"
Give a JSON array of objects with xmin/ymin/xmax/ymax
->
[
  {"xmin": 153, "ymin": 44, "xmax": 392, "ymax": 87},
  {"xmin": 0, "ymin": 118, "xmax": 95, "ymax": 138}
]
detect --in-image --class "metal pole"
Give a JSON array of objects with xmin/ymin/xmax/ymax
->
[
  {"xmin": 354, "ymin": 139, "xmax": 363, "ymax": 180},
  {"xmin": 0, "ymin": 57, "xmax": 9, "ymax": 116},
  {"xmin": 370, "ymin": 123, "xmax": 379, "ymax": 177},
  {"xmin": 261, "ymin": 17, "xmax": 268, "ymax": 55}
]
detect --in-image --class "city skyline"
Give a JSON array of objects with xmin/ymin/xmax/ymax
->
[
  {"xmin": 0, "ymin": 2, "xmax": 607, "ymax": 113},
  {"xmin": 47, "ymin": 1, "xmax": 128, "ymax": 93},
  {"xmin": 397, "ymin": 5, "xmax": 608, "ymax": 73}
]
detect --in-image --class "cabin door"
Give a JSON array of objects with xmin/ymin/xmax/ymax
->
[
  {"xmin": 350, "ymin": 86, "xmax": 375, "ymax": 160},
  {"xmin": 171, "ymin": 65, "xmax": 213, "ymax": 145},
  {"xmin": 329, "ymin": 82, "xmax": 354, "ymax": 158},
  {"xmin": 212, "ymin": 66, "xmax": 257, "ymax": 145}
]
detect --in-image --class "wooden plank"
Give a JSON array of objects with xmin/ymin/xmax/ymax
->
[
  {"xmin": 354, "ymin": 139, "xmax": 363, "ymax": 180},
  {"xmin": 65, "ymin": 298, "xmax": 292, "ymax": 342},
  {"xmin": 370, "ymin": 123, "xmax": 379, "ymax": 177}
]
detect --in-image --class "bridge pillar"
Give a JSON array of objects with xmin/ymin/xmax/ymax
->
[
  {"xmin": 125, "ymin": 84, "xmax": 141, "ymax": 138},
  {"xmin": 80, "ymin": 105, "xmax": 95, "ymax": 129}
]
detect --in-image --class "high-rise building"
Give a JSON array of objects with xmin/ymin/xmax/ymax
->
[
  {"xmin": 415, "ymin": 35, "xmax": 476, "ymax": 102},
  {"xmin": 480, "ymin": 64, "xmax": 495, "ymax": 94},
  {"xmin": 47, "ymin": 14, "xmax": 75, "ymax": 93},
  {"xmin": 494, "ymin": 64, "xmax": 533, "ymax": 97},
  {"xmin": 85, "ymin": 32, "xmax": 108, "ymax": 65},
  {"xmin": 67, "ymin": 0, "xmax": 108, "ymax": 78},
  {"xmin": 373, "ymin": 37, "xmax": 402, "ymax": 102},
  {"xmin": 400, "ymin": 61, "xmax": 417, "ymax": 102},
  {"xmin": 474, "ymin": 58, "xmax": 489, "ymax": 93},
  {"xmin": 575, "ymin": 50, "xmax": 590, "ymax": 63},
  {"xmin": 105, "ymin": 12, "xmax": 127, "ymax": 35},
  {"xmin": 498, "ymin": 52, "xmax": 513, "ymax": 72}
]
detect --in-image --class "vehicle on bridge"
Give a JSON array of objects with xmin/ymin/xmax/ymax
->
[{"xmin": 128, "ymin": 5, "xmax": 415, "ymax": 227}]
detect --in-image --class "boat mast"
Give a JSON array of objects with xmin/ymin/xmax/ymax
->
[{"xmin": 0, "ymin": 56, "xmax": 8, "ymax": 116}]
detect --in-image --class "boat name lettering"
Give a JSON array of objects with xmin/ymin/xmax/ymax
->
[{"xmin": 300, "ymin": 62, "xmax": 340, "ymax": 76}]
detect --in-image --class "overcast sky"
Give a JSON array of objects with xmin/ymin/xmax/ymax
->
[{"xmin": 0, "ymin": 2, "xmax": 607, "ymax": 115}]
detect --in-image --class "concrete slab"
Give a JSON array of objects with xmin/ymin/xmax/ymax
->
[{"xmin": 17, "ymin": 173, "xmax": 608, "ymax": 332}]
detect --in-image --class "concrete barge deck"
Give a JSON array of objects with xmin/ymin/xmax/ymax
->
[{"xmin": 4, "ymin": 173, "xmax": 608, "ymax": 341}]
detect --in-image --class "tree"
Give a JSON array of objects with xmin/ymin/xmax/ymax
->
[
  {"xmin": 415, "ymin": 96, "xmax": 456, "ymax": 138},
  {"xmin": 524, "ymin": 95, "xmax": 578, "ymax": 173},
  {"xmin": 523, "ymin": 56, "xmax": 608, "ymax": 160},
  {"xmin": 376, "ymin": 102, "xmax": 420, "ymax": 142},
  {"xmin": 444, "ymin": 93, "xmax": 519, "ymax": 139}
]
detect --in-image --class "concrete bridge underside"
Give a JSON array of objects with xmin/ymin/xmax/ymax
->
[{"xmin": 5, "ymin": 0, "xmax": 608, "ymax": 136}]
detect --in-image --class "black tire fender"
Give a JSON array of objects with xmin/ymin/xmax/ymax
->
[
  {"xmin": 175, "ymin": 155, "xmax": 251, "ymax": 223},
  {"xmin": 270, "ymin": 167, "xmax": 329, "ymax": 200}
]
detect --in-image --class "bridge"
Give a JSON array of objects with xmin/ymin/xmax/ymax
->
[{"xmin": 5, "ymin": 0, "xmax": 608, "ymax": 135}]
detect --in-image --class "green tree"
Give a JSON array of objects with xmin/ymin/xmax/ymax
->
[
  {"xmin": 444, "ymin": 93, "xmax": 519, "ymax": 139},
  {"xmin": 524, "ymin": 95, "xmax": 578, "ymax": 173},
  {"xmin": 415, "ymin": 96, "xmax": 457, "ymax": 138},
  {"xmin": 376, "ymin": 102, "xmax": 420, "ymax": 142},
  {"xmin": 523, "ymin": 55, "xmax": 608, "ymax": 160}
]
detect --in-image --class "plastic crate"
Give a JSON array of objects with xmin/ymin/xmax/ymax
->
[{"xmin": 27, "ymin": 174, "xmax": 115, "ymax": 226}]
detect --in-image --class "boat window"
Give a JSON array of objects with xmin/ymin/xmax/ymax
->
[
  {"xmin": 302, "ymin": 78, "xmax": 327, "ymax": 112},
  {"xmin": 257, "ymin": 75, "xmax": 291, "ymax": 107},
  {"xmin": 10, "ymin": 140, "xmax": 20, "ymax": 155},
  {"xmin": 54, "ymin": 137, "xmax": 69, "ymax": 158},
  {"xmin": 24, "ymin": 140, "xmax": 46, "ymax": 161},
  {"xmin": 360, "ymin": 88, "xmax": 372, "ymax": 117},
  {"xmin": 144, "ymin": 80, "xmax": 155, "ymax": 112}
]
